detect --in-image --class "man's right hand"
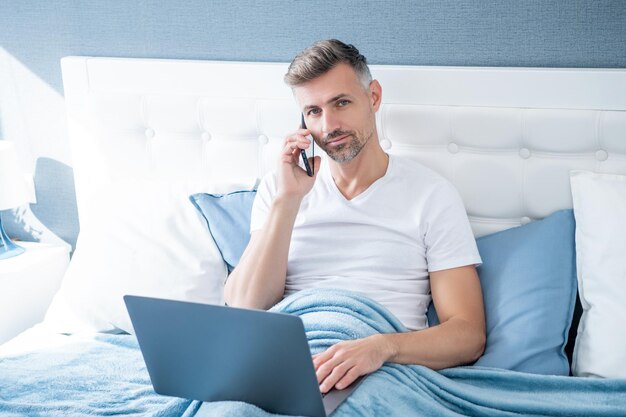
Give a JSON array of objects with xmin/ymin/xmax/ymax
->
[
  {"xmin": 277, "ymin": 128, "xmax": 322, "ymax": 201},
  {"xmin": 225, "ymin": 128, "xmax": 320, "ymax": 310}
]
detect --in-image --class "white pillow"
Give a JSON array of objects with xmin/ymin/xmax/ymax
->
[
  {"xmin": 570, "ymin": 170, "xmax": 626, "ymax": 378},
  {"xmin": 43, "ymin": 179, "xmax": 252, "ymax": 334}
]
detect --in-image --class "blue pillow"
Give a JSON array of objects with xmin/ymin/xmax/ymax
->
[
  {"xmin": 428, "ymin": 209, "xmax": 577, "ymax": 375},
  {"xmin": 189, "ymin": 190, "xmax": 257, "ymax": 273}
]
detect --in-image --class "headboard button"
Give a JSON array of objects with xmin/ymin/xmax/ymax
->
[
  {"xmin": 201, "ymin": 132, "xmax": 211, "ymax": 142},
  {"xmin": 380, "ymin": 139, "xmax": 392, "ymax": 150},
  {"xmin": 447, "ymin": 143, "xmax": 459, "ymax": 154},
  {"xmin": 519, "ymin": 148, "xmax": 531, "ymax": 159},
  {"xmin": 144, "ymin": 128, "xmax": 155, "ymax": 139},
  {"xmin": 258, "ymin": 135, "xmax": 269, "ymax": 145},
  {"xmin": 595, "ymin": 149, "xmax": 608, "ymax": 161}
]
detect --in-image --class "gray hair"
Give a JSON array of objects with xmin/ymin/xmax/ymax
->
[{"xmin": 284, "ymin": 39, "xmax": 372, "ymax": 89}]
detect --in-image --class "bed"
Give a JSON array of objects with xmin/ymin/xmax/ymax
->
[{"xmin": 1, "ymin": 57, "xmax": 626, "ymax": 416}]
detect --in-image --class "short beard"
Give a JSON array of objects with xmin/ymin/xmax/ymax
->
[{"xmin": 322, "ymin": 128, "xmax": 374, "ymax": 163}]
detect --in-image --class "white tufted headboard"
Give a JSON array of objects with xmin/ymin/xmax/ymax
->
[{"xmin": 61, "ymin": 57, "xmax": 626, "ymax": 237}]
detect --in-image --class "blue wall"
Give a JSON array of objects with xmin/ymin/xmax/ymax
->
[
  {"xmin": 1, "ymin": 0, "xmax": 625, "ymax": 249},
  {"xmin": 3, "ymin": 1, "xmax": 626, "ymax": 92}
]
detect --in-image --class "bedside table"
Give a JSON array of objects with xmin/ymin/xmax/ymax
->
[{"xmin": 0, "ymin": 241, "xmax": 70, "ymax": 344}]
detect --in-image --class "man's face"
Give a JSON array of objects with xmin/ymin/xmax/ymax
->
[{"xmin": 293, "ymin": 63, "xmax": 380, "ymax": 163}]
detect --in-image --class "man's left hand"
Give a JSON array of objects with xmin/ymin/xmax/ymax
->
[{"xmin": 312, "ymin": 334, "xmax": 395, "ymax": 394}]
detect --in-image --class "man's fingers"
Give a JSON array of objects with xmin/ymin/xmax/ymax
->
[
  {"xmin": 282, "ymin": 137, "xmax": 310, "ymax": 156},
  {"xmin": 319, "ymin": 363, "xmax": 351, "ymax": 394},
  {"xmin": 279, "ymin": 143, "xmax": 297, "ymax": 164},
  {"xmin": 284, "ymin": 131, "xmax": 312, "ymax": 147},
  {"xmin": 312, "ymin": 355, "xmax": 321, "ymax": 370},
  {"xmin": 335, "ymin": 367, "xmax": 361, "ymax": 390},
  {"xmin": 313, "ymin": 344, "xmax": 337, "ymax": 371},
  {"xmin": 294, "ymin": 127, "xmax": 311, "ymax": 136},
  {"xmin": 316, "ymin": 345, "xmax": 346, "ymax": 387},
  {"xmin": 315, "ymin": 357, "xmax": 336, "ymax": 384},
  {"xmin": 284, "ymin": 132, "xmax": 312, "ymax": 146},
  {"xmin": 281, "ymin": 142, "xmax": 306, "ymax": 161}
]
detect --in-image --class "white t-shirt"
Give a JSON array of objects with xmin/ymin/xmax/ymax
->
[{"xmin": 250, "ymin": 154, "xmax": 481, "ymax": 330}]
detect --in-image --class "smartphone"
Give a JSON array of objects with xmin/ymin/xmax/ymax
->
[{"xmin": 300, "ymin": 114, "xmax": 314, "ymax": 177}]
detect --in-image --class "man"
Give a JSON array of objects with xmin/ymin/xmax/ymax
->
[{"xmin": 224, "ymin": 39, "xmax": 485, "ymax": 394}]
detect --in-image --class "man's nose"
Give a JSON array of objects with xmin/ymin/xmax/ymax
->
[{"xmin": 321, "ymin": 111, "xmax": 341, "ymax": 136}]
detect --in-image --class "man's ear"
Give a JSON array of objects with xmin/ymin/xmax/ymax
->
[{"xmin": 369, "ymin": 80, "xmax": 382, "ymax": 112}]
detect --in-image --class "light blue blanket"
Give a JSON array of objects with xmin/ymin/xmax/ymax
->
[
  {"xmin": 199, "ymin": 289, "xmax": 626, "ymax": 417},
  {"xmin": 0, "ymin": 332, "xmax": 201, "ymax": 417},
  {"xmin": 2, "ymin": 288, "xmax": 626, "ymax": 417}
]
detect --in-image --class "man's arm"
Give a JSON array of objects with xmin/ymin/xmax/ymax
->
[
  {"xmin": 313, "ymin": 265, "xmax": 485, "ymax": 393},
  {"xmin": 224, "ymin": 128, "xmax": 320, "ymax": 310},
  {"xmin": 384, "ymin": 265, "xmax": 486, "ymax": 366},
  {"xmin": 224, "ymin": 197, "xmax": 301, "ymax": 309}
]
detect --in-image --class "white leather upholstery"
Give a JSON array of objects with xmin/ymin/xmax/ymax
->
[{"xmin": 61, "ymin": 58, "xmax": 626, "ymax": 237}]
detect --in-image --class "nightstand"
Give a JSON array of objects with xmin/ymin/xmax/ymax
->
[{"xmin": 0, "ymin": 241, "xmax": 70, "ymax": 344}]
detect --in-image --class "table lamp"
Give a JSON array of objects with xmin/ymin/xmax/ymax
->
[{"xmin": 0, "ymin": 141, "xmax": 29, "ymax": 260}]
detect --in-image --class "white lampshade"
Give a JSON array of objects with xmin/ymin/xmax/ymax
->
[{"xmin": 0, "ymin": 141, "xmax": 30, "ymax": 211}]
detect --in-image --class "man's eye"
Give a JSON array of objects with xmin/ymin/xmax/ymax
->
[
  {"xmin": 338, "ymin": 100, "xmax": 350, "ymax": 107},
  {"xmin": 308, "ymin": 108, "xmax": 321, "ymax": 115}
]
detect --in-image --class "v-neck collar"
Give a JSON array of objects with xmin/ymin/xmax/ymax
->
[{"xmin": 323, "ymin": 153, "xmax": 393, "ymax": 203}]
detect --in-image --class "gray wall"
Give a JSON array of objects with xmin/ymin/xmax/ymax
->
[{"xmin": 1, "ymin": 0, "xmax": 625, "ymax": 250}]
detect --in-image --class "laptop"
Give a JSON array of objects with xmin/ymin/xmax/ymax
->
[{"xmin": 124, "ymin": 295, "xmax": 364, "ymax": 417}]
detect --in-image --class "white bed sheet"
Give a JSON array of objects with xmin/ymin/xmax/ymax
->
[{"xmin": 0, "ymin": 323, "xmax": 99, "ymax": 356}]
